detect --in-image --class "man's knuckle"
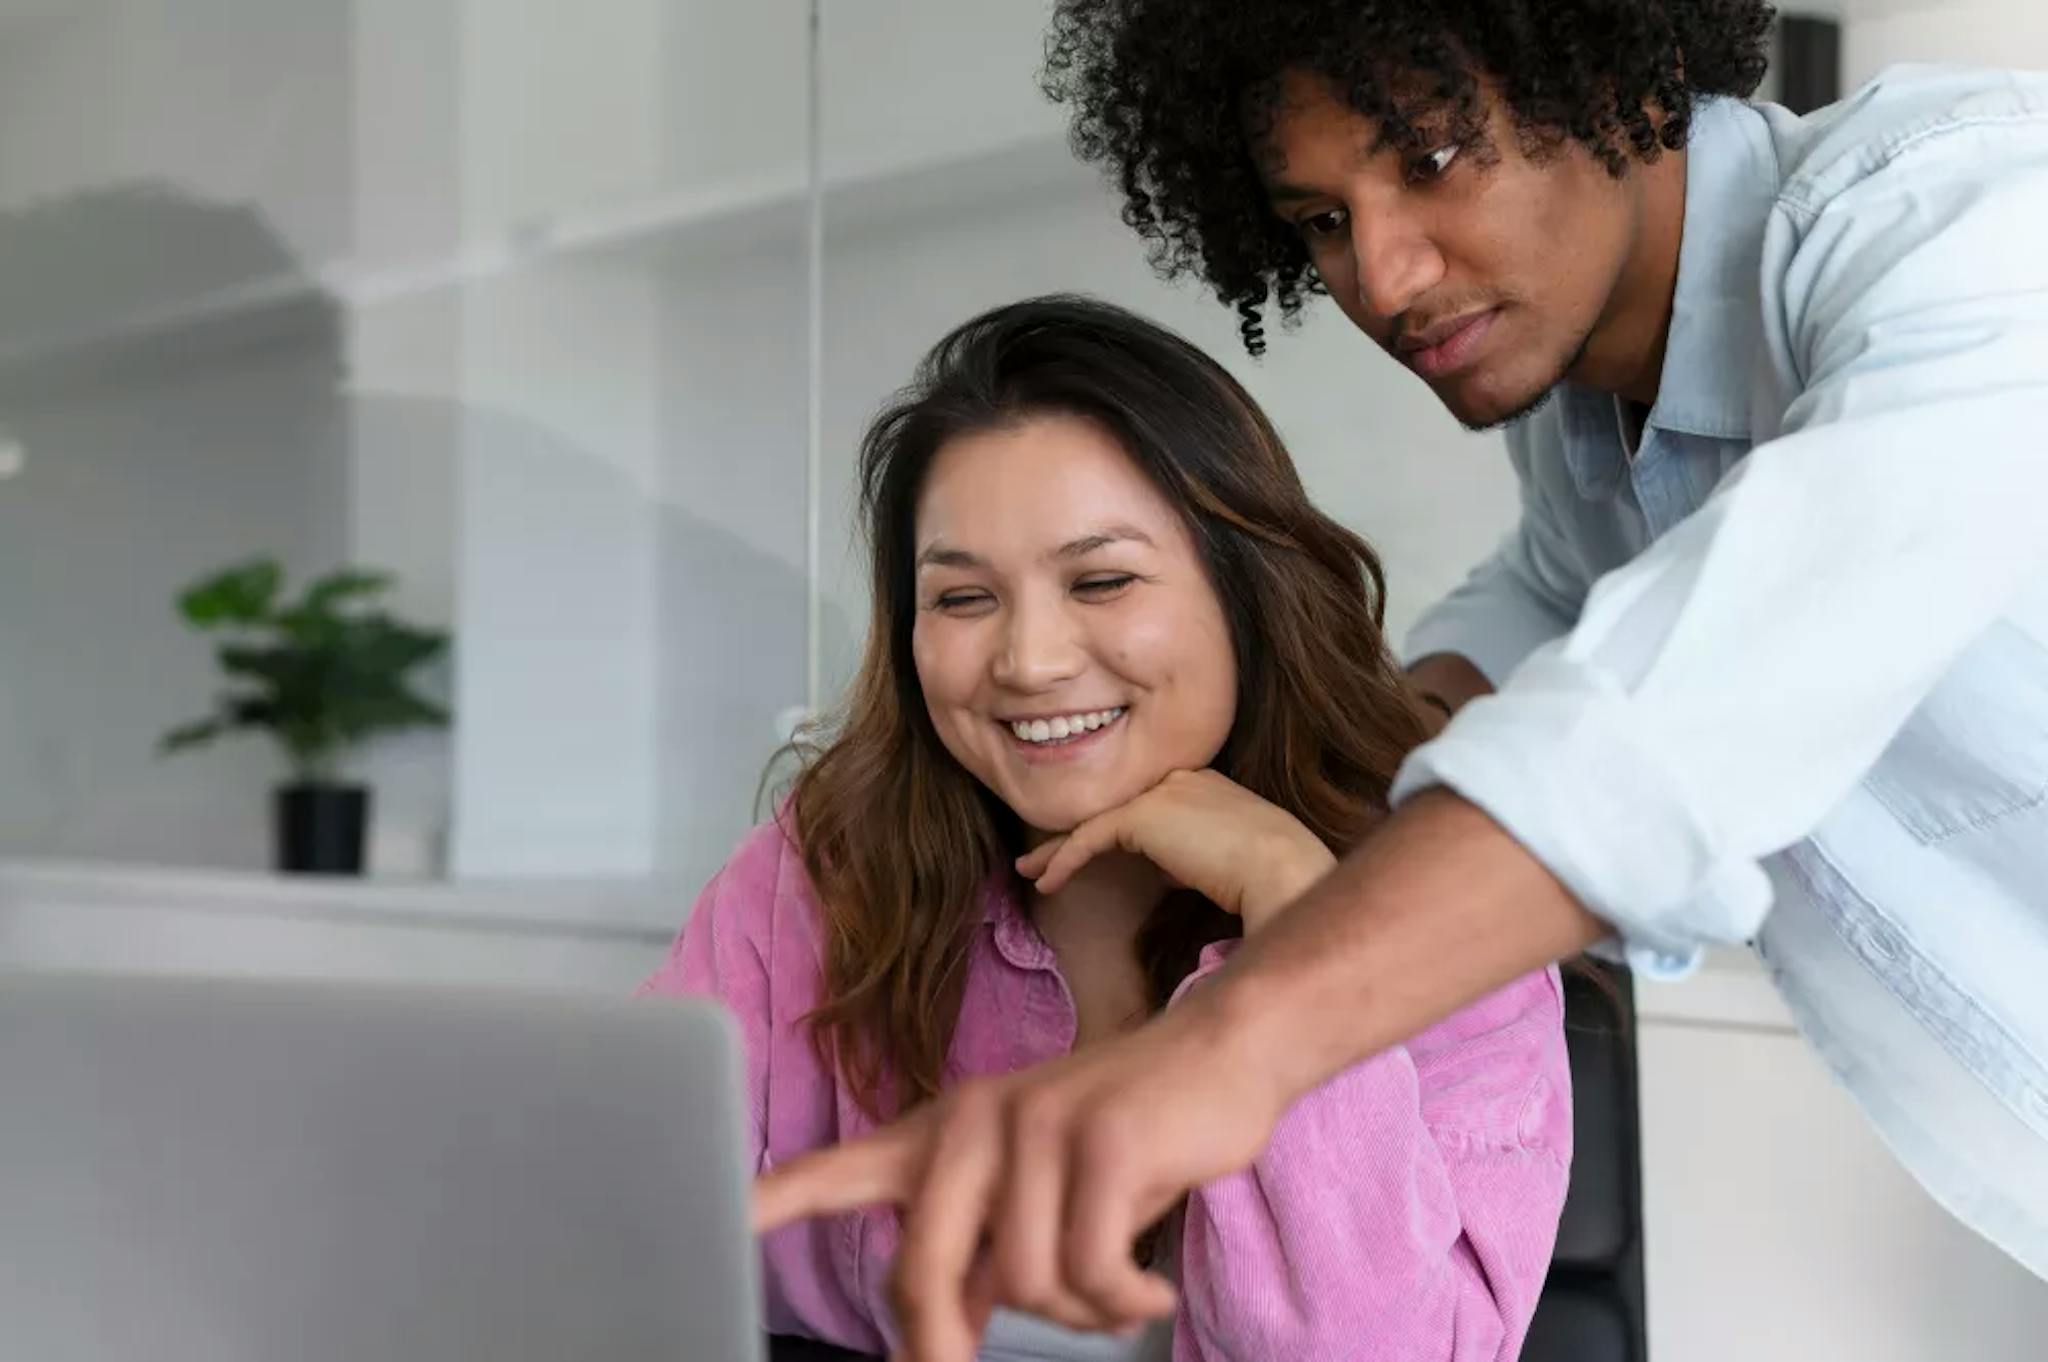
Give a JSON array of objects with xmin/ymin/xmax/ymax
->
[
  {"xmin": 1077, "ymin": 1107, "xmax": 1139, "ymax": 1169},
  {"xmin": 1010, "ymin": 1087, "xmax": 1068, "ymax": 1142}
]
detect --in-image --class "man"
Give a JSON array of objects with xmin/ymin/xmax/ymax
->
[{"xmin": 760, "ymin": 3, "xmax": 2048, "ymax": 1357}]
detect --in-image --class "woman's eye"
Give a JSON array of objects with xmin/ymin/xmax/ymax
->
[
  {"xmin": 1297, "ymin": 207, "xmax": 1349, "ymax": 239},
  {"xmin": 933, "ymin": 590, "xmax": 994, "ymax": 614},
  {"xmin": 1072, "ymin": 574, "xmax": 1136, "ymax": 599},
  {"xmin": 1408, "ymin": 143, "xmax": 1460, "ymax": 183}
]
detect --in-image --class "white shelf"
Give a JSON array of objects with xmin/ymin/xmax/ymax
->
[
  {"xmin": 0, "ymin": 856, "xmax": 685, "ymax": 942},
  {"xmin": 0, "ymin": 133, "xmax": 1082, "ymax": 394}
]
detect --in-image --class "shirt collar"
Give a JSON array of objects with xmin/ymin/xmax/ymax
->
[
  {"xmin": 1645, "ymin": 94, "xmax": 1779, "ymax": 442},
  {"xmin": 982, "ymin": 874, "xmax": 1057, "ymax": 971}
]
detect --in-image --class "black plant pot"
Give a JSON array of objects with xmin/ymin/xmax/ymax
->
[{"xmin": 274, "ymin": 783, "xmax": 369, "ymax": 875}]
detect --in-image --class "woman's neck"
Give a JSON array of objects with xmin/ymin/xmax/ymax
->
[{"xmin": 1027, "ymin": 851, "xmax": 1165, "ymax": 1048}]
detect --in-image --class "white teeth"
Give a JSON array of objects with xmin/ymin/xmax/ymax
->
[{"xmin": 1008, "ymin": 708, "xmax": 1126, "ymax": 745}]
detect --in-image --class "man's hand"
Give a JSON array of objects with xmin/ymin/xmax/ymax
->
[
  {"xmin": 754, "ymin": 973, "xmax": 1291, "ymax": 1360},
  {"xmin": 1407, "ymin": 652, "xmax": 1494, "ymax": 720}
]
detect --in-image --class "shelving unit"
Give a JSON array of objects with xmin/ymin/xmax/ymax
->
[{"xmin": 0, "ymin": 132, "xmax": 1079, "ymax": 395}]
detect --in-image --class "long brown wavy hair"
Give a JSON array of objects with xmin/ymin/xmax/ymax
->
[{"xmin": 789, "ymin": 295, "xmax": 1435, "ymax": 1119}]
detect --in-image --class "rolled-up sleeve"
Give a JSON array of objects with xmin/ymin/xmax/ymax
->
[
  {"xmin": 1392, "ymin": 125, "xmax": 2048, "ymax": 972},
  {"xmin": 1403, "ymin": 426, "xmax": 1592, "ymax": 685}
]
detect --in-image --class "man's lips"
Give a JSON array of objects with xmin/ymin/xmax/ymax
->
[{"xmin": 1397, "ymin": 309, "xmax": 1499, "ymax": 380}]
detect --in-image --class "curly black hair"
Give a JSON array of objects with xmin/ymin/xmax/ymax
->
[{"xmin": 1042, "ymin": 0, "xmax": 1776, "ymax": 354}]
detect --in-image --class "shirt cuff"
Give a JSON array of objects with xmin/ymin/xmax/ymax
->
[{"xmin": 1388, "ymin": 646, "xmax": 1770, "ymax": 972}]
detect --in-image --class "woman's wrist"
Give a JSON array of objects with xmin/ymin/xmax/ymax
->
[{"xmin": 1240, "ymin": 837, "xmax": 1338, "ymax": 934}]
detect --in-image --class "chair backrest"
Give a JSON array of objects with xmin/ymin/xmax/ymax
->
[{"xmin": 1521, "ymin": 960, "xmax": 1649, "ymax": 1362}]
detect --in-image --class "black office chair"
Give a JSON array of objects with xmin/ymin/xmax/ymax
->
[
  {"xmin": 770, "ymin": 961, "xmax": 1650, "ymax": 1362},
  {"xmin": 1521, "ymin": 959, "xmax": 1649, "ymax": 1362},
  {"xmin": 768, "ymin": 1337, "xmax": 871, "ymax": 1362}
]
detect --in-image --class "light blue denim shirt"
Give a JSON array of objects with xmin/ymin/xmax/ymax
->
[{"xmin": 1395, "ymin": 66, "xmax": 2048, "ymax": 1275}]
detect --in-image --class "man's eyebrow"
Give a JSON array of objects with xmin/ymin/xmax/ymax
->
[{"xmin": 1264, "ymin": 181, "xmax": 1325, "ymax": 205}]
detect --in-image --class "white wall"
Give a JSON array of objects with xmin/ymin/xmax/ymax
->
[
  {"xmin": 434, "ymin": 0, "xmax": 816, "ymax": 883},
  {"xmin": 650, "ymin": 239, "xmax": 811, "ymax": 882},
  {"xmin": 1843, "ymin": 0, "xmax": 2048, "ymax": 84},
  {"xmin": 0, "ymin": 2, "xmax": 355, "ymax": 277},
  {"xmin": 0, "ymin": 344, "xmax": 348, "ymax": 869}
]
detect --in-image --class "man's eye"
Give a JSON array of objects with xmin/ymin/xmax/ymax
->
[
  {"xmin": 1408, "ymin": 143, "xmax": 1460, "ymax": 183},
  {"xmin": 1297, "ymin": 207, "xmax": 1349, "ymax": 239}
]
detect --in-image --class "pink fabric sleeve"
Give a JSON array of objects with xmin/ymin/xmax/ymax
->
[
  {"xmin": 637, "ymin": 835, "xmax": 778, "ymax": 1166},
  {"xmin": 637, "ymin": 823, "xmax": 889, "ymax": 1354},
  {"xmin": 1170, "ymin": 946, "xmax": 1570, "ymax": 1362}
]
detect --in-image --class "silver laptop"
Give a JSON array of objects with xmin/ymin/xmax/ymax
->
[{"xmin": 0, "ymin": 970, "xmax": 763, "ymax": 1362}]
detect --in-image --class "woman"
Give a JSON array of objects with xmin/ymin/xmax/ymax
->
[{"xmin": 643, "ymin": 296, "xmax": 1568, "ymax": 1361}]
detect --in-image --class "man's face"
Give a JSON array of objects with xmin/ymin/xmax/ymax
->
[{"xmin": 1256, "ymin": 69, "xmax": 1642, "ymax": 430}]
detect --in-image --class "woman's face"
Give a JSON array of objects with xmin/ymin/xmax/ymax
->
[{"xmin": 910, "ymin": 412, "xmax": 1238, "ymax": 837}]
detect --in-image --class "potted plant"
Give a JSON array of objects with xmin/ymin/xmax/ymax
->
[{"xmin": 159, "ymin": 557, "xmax": 451, "ymax": 875}]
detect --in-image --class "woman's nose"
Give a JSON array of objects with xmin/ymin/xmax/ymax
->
[{"xmin": 991, "ymin": 595, "xmax": 1085, "ymax": 691}]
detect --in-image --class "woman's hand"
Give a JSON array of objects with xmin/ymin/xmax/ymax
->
[{"xmin": 1015, "ymin": 769, "xmax": 1336, "ymax": 934}]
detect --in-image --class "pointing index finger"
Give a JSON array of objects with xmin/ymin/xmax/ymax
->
[{"xmin": 752, "ymin": 1124, "xmax": 922, "ymax": 1232}]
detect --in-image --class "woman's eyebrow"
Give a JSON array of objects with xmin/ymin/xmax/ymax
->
[
  {"xmin": 915, "ymin": 525, "xmax": 1155, "ymax": 570},
  {"xmin": 915, "ymin": 541, "xmax": 982, "ymax": 570},
  {"xmin": 1051, "ymin": 525, "xmax": 1154, "ymax": 560}
]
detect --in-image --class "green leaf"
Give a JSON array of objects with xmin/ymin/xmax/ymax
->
[
  {"xmin": 301, "ymin": 567, "xmax": 393, "ymax": 614},
  {"xmin": 329, "ymin": 684, "xmax": 451, "ymax": 742},
  {"xmin": 157, "ymin": 716, "xmax": 225, "ymax": 756},
  {"xmin": 222, "ymin": 693, "xmax": 285, "ymax": 729},
  {"xmin": 216, "ymin": 644, "xmax": 299, "ymax": 684},
  {"xmin": 338, "ymin": 615, "xmax": 448, "ymax": 676},
  {"xmin": 177, "ymin": 558, "xmax": 282, "ymax": 627}
]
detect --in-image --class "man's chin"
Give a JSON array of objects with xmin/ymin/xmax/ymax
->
[
  {"xmin": 1457, "ymin": 386, "xmax": 1559, "ymax": 433},
  {"xmin": 1435, "ymin": 370, "xmax": 1562, "ymax": 433}
]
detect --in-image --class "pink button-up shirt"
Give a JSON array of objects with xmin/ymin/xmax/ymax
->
[{"xmin": 642, "ymin": 820, "xmax": 1571, "ymax": 1361}]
